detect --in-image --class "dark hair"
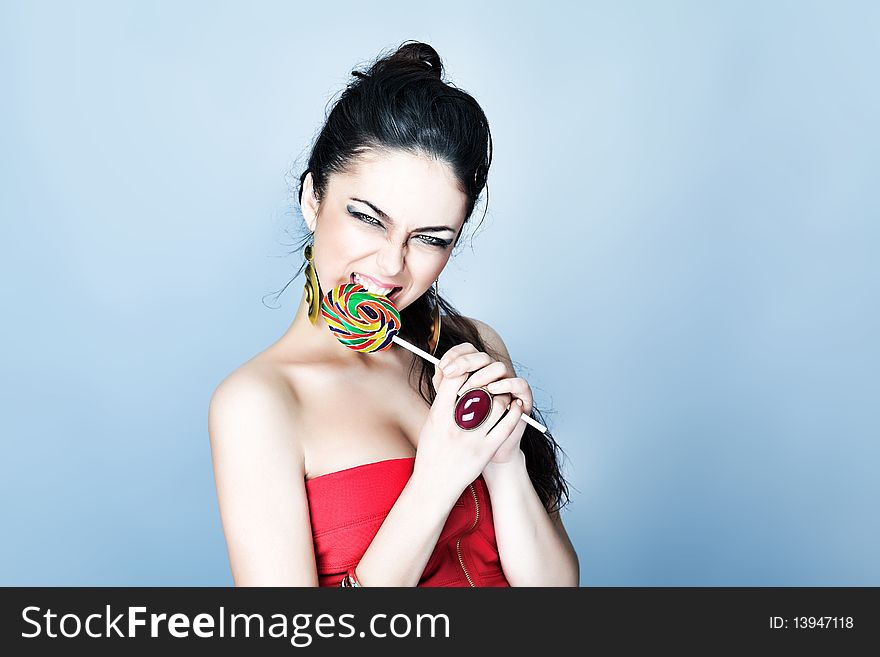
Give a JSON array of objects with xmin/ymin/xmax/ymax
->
[{"xmin": 280, "ymin": 40, "xmax": 570, "ymax": 513}]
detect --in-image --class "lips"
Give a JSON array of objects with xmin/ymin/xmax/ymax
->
[
  {"xmin": 349, "ymin": 273, "xmax": 403, "ymax": 300},
  {"xmin": 353, "ymin": 272, "xmax": 397, "ymax": 288}
]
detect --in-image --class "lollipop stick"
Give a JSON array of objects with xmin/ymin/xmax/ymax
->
[
  {"xmin": 392, "ymin": 334, "xmax": 441, "ymax": 366},
  {"xmin": 391, "ymin": 335, "xmax": 548, "ymax": 434}
]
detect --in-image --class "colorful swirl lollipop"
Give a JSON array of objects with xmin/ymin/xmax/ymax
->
[{"xmin": 320, "ymin": 283, "xmax": 401, "ymax": 352}]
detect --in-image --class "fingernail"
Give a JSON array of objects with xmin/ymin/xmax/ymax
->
[{"xmin": 517, "ymin": 400, "xmax": 523, "ymax": 407}]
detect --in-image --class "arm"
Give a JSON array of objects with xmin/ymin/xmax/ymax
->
[
  {"xmin": 469, "ymin": 318, "xmax": 580, "ymax": 587},
  {"xmin": 208, "ymin": 368, "xmax": 318, "ymax": 586},
  {"xmin": 209, "ymin": 366, "xmax": 464, "ymax": 587},
  {"xmin": 356, "ymin": 348, "xmax": 531, "ymax": 586},
  {"xmin": 482, "ymin": 452, "xmax": 580, "ymax": 586},
  {"xmin": 349, "ymin": 472, "xmax": 459, "ymax": 587}
]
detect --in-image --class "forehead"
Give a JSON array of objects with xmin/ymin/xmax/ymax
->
[{"xmin": 330, "ymin": 150, "xmax": 468, "ymax": 230}]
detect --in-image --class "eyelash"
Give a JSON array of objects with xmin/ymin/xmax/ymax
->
[{"xmin": 350, "ymin": 211, "xmax": 452, "ymax": 248}]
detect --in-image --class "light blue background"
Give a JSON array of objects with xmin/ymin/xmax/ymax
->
[{"xmin": 1, "ymin": 1, "xmax": 877, "ymax": 586}]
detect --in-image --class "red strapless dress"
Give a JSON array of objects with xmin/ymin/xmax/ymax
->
[{"xmin": 305, "ymin": 457, "xmax": 509, "ymax": 587}]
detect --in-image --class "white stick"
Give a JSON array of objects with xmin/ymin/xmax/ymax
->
[
  {"xmin": 391, "ymin": 334, "xmax": 548, "ymax": 434},
  {"xmin": 392, "ymin": 334, "xmax": 441, "ymax": 366}
]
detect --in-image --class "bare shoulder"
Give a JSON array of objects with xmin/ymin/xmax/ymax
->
[
  {"xmin": 462, "ymin": 316, "xmax": 515, "ymax": 372},
  {"xmin": 208, "ymin": 362, "xmax": 302, "ymax": 462}
]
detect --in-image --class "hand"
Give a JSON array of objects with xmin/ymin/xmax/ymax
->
[
  {"xmin": 413, "ymin": 343, "xmax": 526, "ymax": 505},
  {"xmin": 432, "ymin": 343, "xmax": 534, "ymax": 467}
]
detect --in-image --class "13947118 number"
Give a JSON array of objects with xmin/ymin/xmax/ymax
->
[{"xmin": 793, "ymin": 616, "xmax": 854, "ymax": 629}]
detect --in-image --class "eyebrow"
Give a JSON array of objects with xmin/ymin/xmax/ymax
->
[{"xmin": 349, "ymin": 197, "xmax": 456, "ymax": 233}]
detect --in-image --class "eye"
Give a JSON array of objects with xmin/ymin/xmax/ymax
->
[
  {"xmin": 417, "ymin": 235, "xmax": 452, "ymax": 248},
  {"xmin": 349, "ymin": 209, "xmax": 451, "ymax": 249},
  {"xmin": 350, "ymin": 210, "xmax": 382, "ymax": 228}
]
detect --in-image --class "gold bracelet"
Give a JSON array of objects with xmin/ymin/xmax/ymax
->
[{"xmin": 340, "ymin": 567, "xmax": 362, "ymax": 587}]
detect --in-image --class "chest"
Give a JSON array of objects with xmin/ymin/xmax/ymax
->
[{"xmin": 291, "ymin": 360, "xmax": 432, "ymax": 480}]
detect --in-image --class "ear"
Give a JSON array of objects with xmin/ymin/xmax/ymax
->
[{"xmin": 301, "ymin": 171, "xmax": 320, "ymax": 233}]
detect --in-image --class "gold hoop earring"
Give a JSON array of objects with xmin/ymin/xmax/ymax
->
[
  {"xmin": 427, "ymin": 278, "xmax": 441, "ymax": 356},
  {"xmin": 304, "ymin": 239, "xmax": 322, "ymax": 326}
]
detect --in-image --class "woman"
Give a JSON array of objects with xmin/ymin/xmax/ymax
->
[{"xmin": 209, "ymin": 40, "xmax": 579, "ymax": 587}]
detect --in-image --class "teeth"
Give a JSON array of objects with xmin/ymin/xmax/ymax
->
[{"xmin": 353, "ymin": 273, "xmax": 394, "ymax": 296}]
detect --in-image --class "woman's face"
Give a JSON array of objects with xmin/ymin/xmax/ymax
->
[{"xmin": 304, "ymin": 150, "xmax": 468, "ymax": 310}]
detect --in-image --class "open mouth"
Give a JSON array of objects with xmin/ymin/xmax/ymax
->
[{"xmin": 350, "ymin": 273, "xmax": 402, "ymax": 301}]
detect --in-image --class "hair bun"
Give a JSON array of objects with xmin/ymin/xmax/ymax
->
[
  {"xmin": 351, "ymin": 41, "xmax": 444, "ymax": 82},
  {"xmin": 377, "ymin": 40, "xmax": 444, "ymax": 80},
  {"xmin": 390, "ymin": 41, "xmax": 442, "ymax": 77}
]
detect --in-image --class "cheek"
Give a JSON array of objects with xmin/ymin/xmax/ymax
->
[
  {"xmin": 414, "ymin": 260, "xmax": 445, "ymax": 284},
  {"xmin": 321, "ymin": 222, "xmax": 369, "ymax": 260}
]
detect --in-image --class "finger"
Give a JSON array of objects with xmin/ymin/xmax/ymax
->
[
  {"xmin": 484, "ymin": 378, "xmax": 533, "ymax": 413},
  {"xmin": 437, "ymin": 343, "xmax": 478, "ymax": 371},
  {"xmin": 485, "ymin": 399, "xmax": 525, "ymax": 447},
  {"xmin": 484, "ymin": 377, "xmax": 522, "ymax": 394},
  {"xmin": 457, "ymin": 361, "xmax": 510, "ymax": 395},
  {"xmin": 433, "ymin": 354, "xmax": 481, "ymax": 385},
  {"xmin": 443, "ymin": 352, "xmax": 494, "ymax": 377}
]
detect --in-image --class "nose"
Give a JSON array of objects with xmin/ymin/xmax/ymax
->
[{"xmin": 375, "ymin": 239, "xmax": 406, "ymax": 278}]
